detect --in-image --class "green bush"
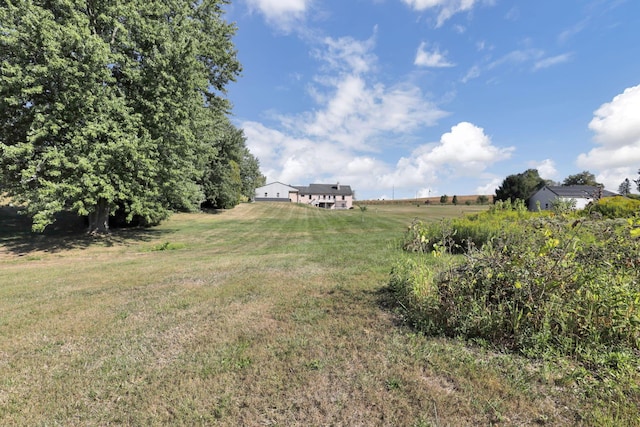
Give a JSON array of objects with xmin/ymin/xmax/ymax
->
[
  {"xmin": 588, "ymin": 196, "xmax": 640, "ymax": 218},
  {"xmin": 402, "ymin": 198, "xmax": 541, "ymax": 254},
  {"xmin": 392, "ymin": 214, "xmax": 640, "ymax": 381},
  {"xmin": 476, "ymin": 195, "xmax": 490, "ymax": 205}
]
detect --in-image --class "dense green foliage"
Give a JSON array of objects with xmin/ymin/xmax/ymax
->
[
  {"xmin": 494, "ymin": 169, "xmax": 546, "ymax": 202},
  {"xmin": 392, "ymin": 207, "xmax": 640, "ymax": 398},
  {"xmin": 476, "ymin": 195, "xmax": 490, "ymax": 204},
  {"xmin": 200, "ymin": 121, "xmax": 264, "ymax": 209},
  {"xmin": 403, "ymin": 198, "xmax": 534, "ymax": 254},
  {"xmin": 587, "ymin": 196, "xmax": 640, "ymax": 219},
  {"xmin": 0, "ymin": 0, "xmax": 249, "ymax": 232},
  {"xmin": 562, "ymin": 170, "xmax": 602, "ymax": 187}
]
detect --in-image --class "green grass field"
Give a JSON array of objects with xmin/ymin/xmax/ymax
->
[{"xmin": 0, "ymin": 202, "xmax": 612, "ymax": 425}]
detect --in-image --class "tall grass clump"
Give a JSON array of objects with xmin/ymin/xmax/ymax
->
[{"xmin": 391, "ymin": 211, "xmax": 640, "ymax": 394}]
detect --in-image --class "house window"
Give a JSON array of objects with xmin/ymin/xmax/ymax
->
[
  {"xmin": 264, "ymin": 192, "xmax": 268, "ymax": 197},
  {"xmin": 277, "ymin": 192, "xmax": 280, "ymax": 197},
  {"xmin": 342, "ymin": 195, "xmax": 345, "ymax": 200},
  {"xmin": 323, "ymin": 195, "xmax": 326, "ymax": 199}
]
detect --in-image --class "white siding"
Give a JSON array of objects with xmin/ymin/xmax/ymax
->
[
  {"xmin": 254, "ymin": 182, "xmax": 298, "ymax": 201},
  {"xmin": 529, "ymin": 187, "xmax": 592, "ymax": 211}
]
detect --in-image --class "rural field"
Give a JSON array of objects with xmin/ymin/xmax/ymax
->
[{"xmin": 0, "ymin": 202, "xmax": 618, "ymax": 425}]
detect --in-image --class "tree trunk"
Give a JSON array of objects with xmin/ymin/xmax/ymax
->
[{"xmin": 87, "ymin": 198, "xmax": 110, "ymax": 234}]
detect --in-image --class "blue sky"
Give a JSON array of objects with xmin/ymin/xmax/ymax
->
[{"xmin": 224, "ymin": 0, "xmax": 640, "ymax": 200}]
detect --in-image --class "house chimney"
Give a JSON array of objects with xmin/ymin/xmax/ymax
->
[{"xmin": 337, "ymin": 182, "xmax": 340, "ymax": 190}]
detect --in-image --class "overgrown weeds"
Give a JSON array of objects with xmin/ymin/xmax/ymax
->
[
  {"xmin": 392, "ymin": 204, "xmax": 640, "ymax": 423},
  {"xmin": 402, "ymin": 198, "xmax": 540, "ymax": 254}
]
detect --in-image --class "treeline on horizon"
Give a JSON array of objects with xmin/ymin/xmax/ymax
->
[{"xmin": 364, "ymin": 169, "xmax": 640, "ymax": 205}]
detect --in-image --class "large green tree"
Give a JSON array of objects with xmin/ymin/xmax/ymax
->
[
  {"xmin": 562, "ymin": 170, "xmax": 602, "ymax": 187},
  {"xmin": 200, "ymin": 120, "xmax": 264, "ymax": 209},
  {"xmin": 0, "ymin": 0, "xmax": 240, "ymax": 232},
  {"xmin": 495, "ymin": 169, "xmax": 546, "ymax": 203},
  {"xmin": 240, "ymin": 146, "xmax": 266, "ymax": 201},
  {"xmin": 618, "ymin": 178, "xmax": 632, "ymax": 196}
]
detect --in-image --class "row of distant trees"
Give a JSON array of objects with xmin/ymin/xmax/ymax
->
[
  {"xmin": 494, "ymin": 169, "xmax": 640, "ymax": 203},
  {"xmin": 0, "ymin": 0, "xmax": 265, "ymax": 233},
  {"xmin": 426, "ymin": 194, "xmax": 490, "ymax": 205}
]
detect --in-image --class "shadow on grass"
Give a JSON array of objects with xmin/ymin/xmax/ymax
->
[
  {"xmin": 324, "ymin": 283, "xmax": 402, "ymax": 321},
  {"xmin": 0, "ymin": 205, "xmax": 172, "ymax": 255}
]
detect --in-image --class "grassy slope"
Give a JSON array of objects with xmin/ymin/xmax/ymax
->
[{"xmin": 0, "ymin": 203, "xmax": 588, "ymax": 425}]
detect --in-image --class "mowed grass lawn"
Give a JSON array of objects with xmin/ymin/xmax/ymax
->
[{"xmin": 1, "ymin": 202, "xmax": 590, "ymax": 425}]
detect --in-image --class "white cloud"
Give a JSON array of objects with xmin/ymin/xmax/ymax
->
[
  {"xmin": 488, "ymin": 48, "xmax": 544, "ymax": 70},
  {"xmin": 380, "ymin": 122, "xmax": 514, "ymax": 189},
  {"xmin": 414, "ymin": 42, "xmax": 455, "ymax": 68},
  {"xmin": 300, "ymin": 36, "xmax": 448, "ymax": 150},
  {"xmin": 243, "ymin": 120, "xmax": 358, "ymax": 185},
  {"xmin": 558, "ymin": 19, "xmax": 588, "ymax": 44},
  {"xmin": 428, "ymin": 122, "xmax": 514, "ymax": 172},
  {"xmin": 453, "ymin": 24, "xmax": 466, "ymax": 34},
  {"xmin": 476, "ymin": 177, "xmax": 501, "ymax": 195},
  {"xmin": 245, "ymin": 0, "xmax": 311, "ymax": 32},
  {"xmin": 240, "ymin": 34, "xmax": 450, "ymax": 195},
  {"xmin": 461, "ymin": 65, "xmax": 480, "ymax": 83},
  {"xmin": 460, "ymin": 45, "xmax": 567, "ymax": 85},
  {"xmin": 400, "ymin": 0, "xmax": 482, "ymax": 27},
  {"xmin": 534, "ymin": 53, "xmax": 572, "ymax": 71},
  {"xmin": 504, "ymin": 6, "xmax": 519, "ymax": 21},
  {"xmin": 577, "ymin": 84, "xmax": 640, "ymax": 190},
  {"xmin": 484, "ymin": 48, "xmax": 571, "ymax": 74},
  {"xmin": 528, "ymin": 159, "xmax": 558, "ymax": 180},
  {"xmin": 588, "ymin": 84, "xmax": 640, "ymax": 148},
  {"xmin": 595, "ymin": 167, "xmax": 638, "ymax": 194},
  {"xmin": 314, "ymin": 33, "xmax": 378, "ymax": 75}
]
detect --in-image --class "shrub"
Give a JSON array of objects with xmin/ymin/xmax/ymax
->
[
  {"xmin": 392, "ymin": 215, "xmax": 640, "ymax": 378},
  {"xmin": 476, "ymin": 195, "xmax": 489, "ymax": 205},
  {"xmin": 550, "ymin": 197, "xmax": 577, "ymax": 214},
  {"xmin": 402, "ymin": 198, "xmax": 540, "ymax": 254},
  {"xmin": 587, "ymin": 196, "xmax": 640, "ymax": 218}
]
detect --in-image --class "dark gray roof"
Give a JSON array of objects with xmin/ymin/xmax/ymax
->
[
  {"xmin": 294, "ymin": 183, "xmax": 353, "ymax": 196},
  {"xmin": 545, "ymin": 185, "xmax": 617, "ymax": 198}
]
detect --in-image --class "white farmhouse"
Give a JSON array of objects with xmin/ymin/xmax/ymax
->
[
  {"xmin": 254, "ymin": 182, "xmax": 354, "ymax": 209},
  {"xmin": 294, "ymin": 183, "xmax": 354, "ymax": 209},
  {"xmin": 528, "ymin": 185, "xmax": 617, "ymax": 211}
]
